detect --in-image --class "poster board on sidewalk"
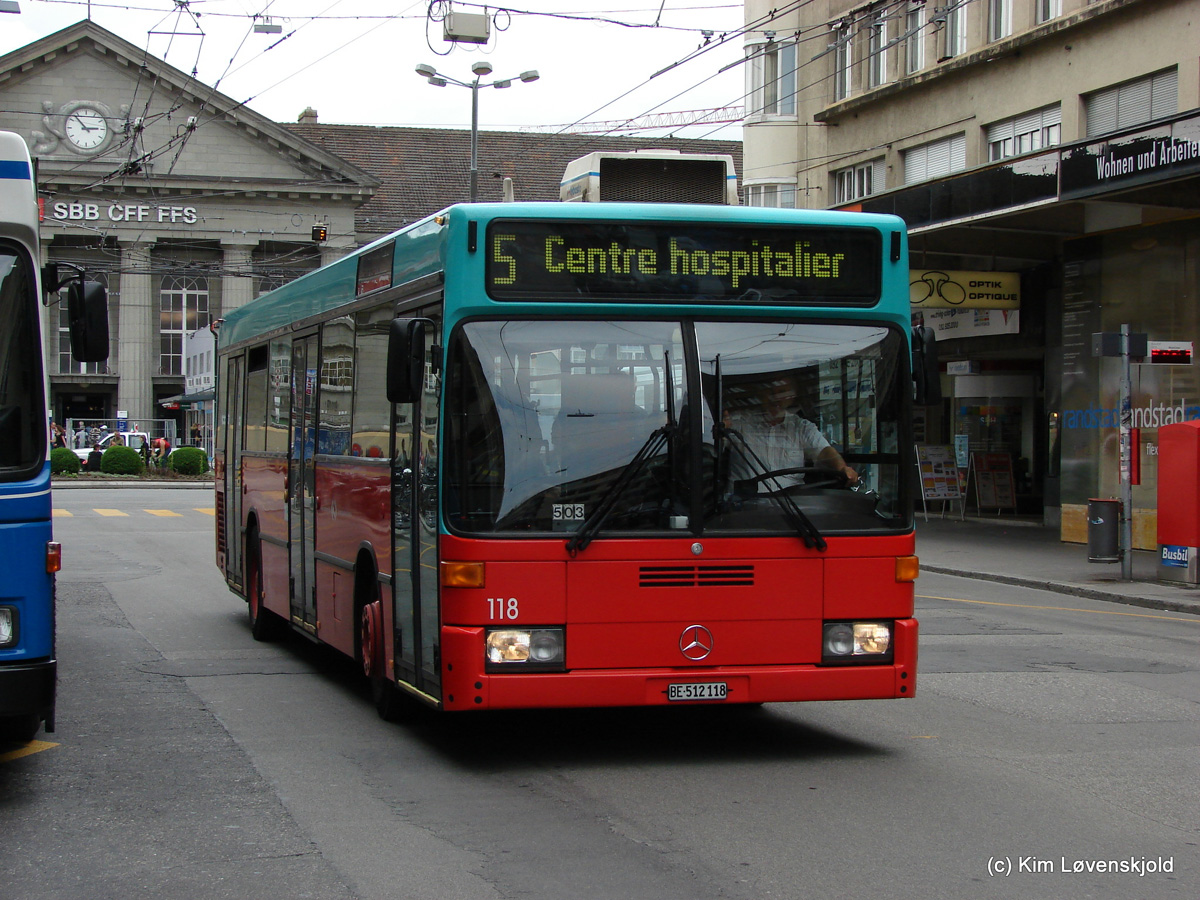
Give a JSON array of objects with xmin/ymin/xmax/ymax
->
[
  {"xmin": 969, "ymin": 451, "xmax": 1016, "ymax": 511},
  {"xmin": 916, "ymin": 444, "xmax": 965, "ymax": 520}
]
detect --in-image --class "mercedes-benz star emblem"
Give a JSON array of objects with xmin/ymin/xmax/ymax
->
[{"xmin": 679, "ymin": 624, "xmax": 714, "ymax": 661}]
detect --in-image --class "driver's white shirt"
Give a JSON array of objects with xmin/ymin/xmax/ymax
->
[{"xmin": 729, "ymin": 412, "xmax": 831, "ymax": 491}]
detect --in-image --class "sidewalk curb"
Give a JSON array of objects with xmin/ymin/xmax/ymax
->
[
  {"xmin": 921, "ymin": 564, "xmax": 1200, "ymax": 616},
  {"xmin": 52, "ymin": 480, "xmax": 214, "ymax": 490}
]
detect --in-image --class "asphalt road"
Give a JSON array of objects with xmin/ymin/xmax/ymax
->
[{"xmin": 2, "ymin": 487, "xmax": 1196, "ymax": 899}]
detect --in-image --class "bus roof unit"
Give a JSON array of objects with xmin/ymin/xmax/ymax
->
[{"xmin": 560, "ymin": 149, "xmax": 739, "ymax": 205}]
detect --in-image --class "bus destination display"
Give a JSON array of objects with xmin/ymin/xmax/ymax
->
[{"xmin": 486, "ymin": 220, "xmax": 882, "ymax": 305}]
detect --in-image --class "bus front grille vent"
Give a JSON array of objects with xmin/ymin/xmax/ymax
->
[{"xmin": 639, "ymin": 565, "xmax": 755, "ymax": 588}]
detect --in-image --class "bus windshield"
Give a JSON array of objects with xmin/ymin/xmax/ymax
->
[
  {"xmin": 445, "ymin": 318, "xmax": 910, "ymax": 538},
  {"xmin": 0, "ymin": 245, "xmax": 44, "ymax": 479}
]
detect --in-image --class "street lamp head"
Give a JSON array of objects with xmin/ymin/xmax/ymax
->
[
  {"xmin": 471, "ymin": 60, "xmax": 493, "ymax": 77},
  {"xmin": 415, "ymin": 63, "xmax": 437, "ymax": 78},
  {"xmin": 519, "ymin": 70, "xmax": 540, "ymax": 83},
  {"xmin": 493, "ymin": 79, "xmax": 511, "ymax": 89},
  {"xmin": 427, "ymin": 76, "xmax": 448, "ymax": 87}
]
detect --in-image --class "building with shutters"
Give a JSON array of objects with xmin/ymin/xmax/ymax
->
[{"xmin": 741, "ymin": 0, "xmax": 1200, "ymax": 544}]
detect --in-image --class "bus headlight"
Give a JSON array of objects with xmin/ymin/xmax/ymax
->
[
  {"xmin": 821, "ymin": 621, "xmax": 892, "ymax": 665},
  {"xmin": 485, "ymin": 627, "xmax": 565, "ymax": 671},
  {"xmin": 0, "ymin": 607, "xmax": 17, "ymax": 648}
]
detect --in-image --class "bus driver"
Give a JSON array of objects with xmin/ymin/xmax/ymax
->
[{"xmin": 726, "ymin": 375, "xmax": 859, "ymax": 494}]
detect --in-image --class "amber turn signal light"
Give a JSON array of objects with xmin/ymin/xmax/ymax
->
[
  {"xmin": 895, "ymin": 555, "xmax": 919, "ymax": 582},
  {"xmin": 46, "ymin": 541, "xmax": 62, "ymax": 574},
  {"xmin": 440, "ymin": 561, "xmax": 485, "ymax": 588}
]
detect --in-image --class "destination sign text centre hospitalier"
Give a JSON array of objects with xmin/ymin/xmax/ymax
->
[
  {"xmin": 493, "ymin": 235, "xmax": 848, "ymax": 289},
  {"xmin": 485, "ymin": 220, "xmax": 882, "ymax": 303}
]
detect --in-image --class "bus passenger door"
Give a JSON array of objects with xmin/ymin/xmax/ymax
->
[
  {"xmin": 416, "ymin": 324, "xmax": 441, "ymax": 696},
  {"xmin": 391, "ymin": 315, "xmax": 441, "ymax": 699},
  {"xmin": 391, "ymin": 397, "xmax": 417, "ymax": 688},
  {"xmin": 289, "ymin": 333, "xmax": 319, "ymax": 631},
  {"xmin": 222, "ymin": 354, "xmax": 244, "ymax": 587}
]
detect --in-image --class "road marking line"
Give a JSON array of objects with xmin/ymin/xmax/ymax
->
[
  {"xmin": 52, "ymin": 509, "xmax": 72, "ymax": 517},
  {"xmin": 94, "ymin": 509, "xmax": 128, "ymax": 517},
  {"xmin": 918, "ymin": 594, "xmax": 1199, "ymax": 622},
  {"xmin": 144, "ymin": 509, "xmax": 183, "ymax": 517},
  {"xmin": 0, "ymin": 740, "xmax": 60, "ymax": 762},
  {"xmin": 195, "ymin": 508, "xmax": 215, "ymax": 515}
]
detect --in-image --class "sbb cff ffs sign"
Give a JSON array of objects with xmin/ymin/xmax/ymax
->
[{"xmin": 48, "ymin": 201, "xmax": 199, "ymax": 224}]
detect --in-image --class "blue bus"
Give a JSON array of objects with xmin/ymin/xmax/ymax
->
[{"xmin": 0, "ymin": 132, "xmax": 107, "ymax": 742}]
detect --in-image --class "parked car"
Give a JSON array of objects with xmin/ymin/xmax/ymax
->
[{"xmin": 72, "ymin": 430, "xmax": 151, "ymax": 462}]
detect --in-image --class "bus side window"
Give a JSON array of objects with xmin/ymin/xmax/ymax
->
[{"xmin": 320, "ymin": 316, "xmax": 355, "ymax": 455}]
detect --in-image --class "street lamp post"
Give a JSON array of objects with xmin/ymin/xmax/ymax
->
[{"xmin": 415, "ymin": 61, "xmax": 539, "ymax": 202}]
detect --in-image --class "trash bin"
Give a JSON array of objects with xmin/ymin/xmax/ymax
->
[{"xmin": 1087, "ymin": 498, "xmax": 1121, "ymax": 563}]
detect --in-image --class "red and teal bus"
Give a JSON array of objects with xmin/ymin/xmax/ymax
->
[
  {"xmin": 0, "ymin": 131, "xmax": 107, "ymax": 742},
  {"xmin": 216, "ymin": 202, "xmax": 927, "ymax": 718}
]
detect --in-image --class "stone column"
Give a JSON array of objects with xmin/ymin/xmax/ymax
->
[
  {"xmin": 220, "ymin": 242, "xmax": 257, "ymax": 317},
  {"xmin": 320, "ymin": 245, "xmax": 348, "ymax": 268},
  {"xmin": 116, "ymin": 240, "xmax": 154, "ymax": 423}
]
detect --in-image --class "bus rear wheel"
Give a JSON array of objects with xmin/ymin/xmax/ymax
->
[
  {"xmin": 246, "ymin": 534, "xmax": 278, "ymax": 641},
  {"xmin": 361, "ymin": 600, "xmax": 407, "ymax": 722}
]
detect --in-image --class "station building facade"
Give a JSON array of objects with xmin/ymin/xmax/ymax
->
[
  {"xmin": 741, "ymin": 0, "xmax": 1200, "ymax": 544},
  {"xmin": 1, "ymin": 20, "xmax": 742, "ymax": 443}
]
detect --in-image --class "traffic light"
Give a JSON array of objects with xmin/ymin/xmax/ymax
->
[{"xmin": 311, "ymin": 224, "xmax": 328, "ymax": 242}]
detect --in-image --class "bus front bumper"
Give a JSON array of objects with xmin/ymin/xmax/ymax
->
[
  {"xmin": 0, "ymin": 658, "xmax": 56, "ymax": 720},
  {"xmin": 439, "ymin": 619, "xmax": 916, "ymax": 711}
]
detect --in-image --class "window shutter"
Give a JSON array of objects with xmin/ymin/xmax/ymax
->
[
  {"xmin": 1087, "ymin": 69, "xmax": 1177, "ymax": 137},
  {"xmin": 871, "ymin": 158, "xmax": 886, "ymax": 194},
  {"xmin": 904, "ymin": 144, "xmax": 927, "ymax": 184},
  {"xmin": 1117, "ymin": 78, "xmax": 1152, "ymax": 130},
  {"xmin": 1086, "ymin": 88, "xmax": 1118, "ymax": 137},
  {"xmin": 1150, "ymin": 68, "xmax": 1178, "ymax": 120}
]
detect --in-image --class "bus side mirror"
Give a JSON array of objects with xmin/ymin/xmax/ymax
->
[
  {"xmin": 387, "ymin": 318, "xmax": 427, "ymax": 403},
  {"xmin": 67, "ymin": 280, "xmax": 110, "ymax": 363},
  {"xmin": 911, "ymin": 325, "xmax": 941, "ymax": 406}
]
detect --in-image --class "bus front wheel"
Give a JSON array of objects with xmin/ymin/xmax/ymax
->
[{"xmin": 361, "ymin": 600, "xmax": 407, "ymax": 722}]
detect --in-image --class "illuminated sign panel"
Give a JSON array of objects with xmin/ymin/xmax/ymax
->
[
  {"xmin": 486, "ymin": 220, "xmax": 882, "ymax": 305},
  {"xmin": 1148, "ymin": 341, "xmax": 1193, "ymax": 365}
]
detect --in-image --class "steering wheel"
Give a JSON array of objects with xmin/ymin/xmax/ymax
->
[{"xmin": 744, "ymin": 466, "xmax": 849, "ymax": 492}]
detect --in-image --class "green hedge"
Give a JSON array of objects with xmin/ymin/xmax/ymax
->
[
  {"xmin": 100, "ymin": 445, "xmax": 145, "ymax": 475},
  {"xmin": 168, "ymin": 446, "xmax": 210, "ymax": 475},
  {"xmin": 50, "ymin": 447, "xmax": 81, "ymax": 475}
]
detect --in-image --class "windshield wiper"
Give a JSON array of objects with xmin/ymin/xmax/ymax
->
[
  {"xmin": 566, "ymin": 353, "xmax": 678, "ymax": 557},
  {"xmin": 564, "ymin": 422, "xmax": 675, "ymax": 557},
  {"xmin": 719, "ymin": 425, "xmax": 828, "ymax": 551}
]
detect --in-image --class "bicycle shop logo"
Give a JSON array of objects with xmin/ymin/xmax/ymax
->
[{"xmin": 909, "ymin": 269, "xmax": 1020, "ymax": 309}]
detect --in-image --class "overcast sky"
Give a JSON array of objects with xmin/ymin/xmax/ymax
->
[{"xmin": 1, "ymin": 1, "xmax": 747, "ymax": 138}]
